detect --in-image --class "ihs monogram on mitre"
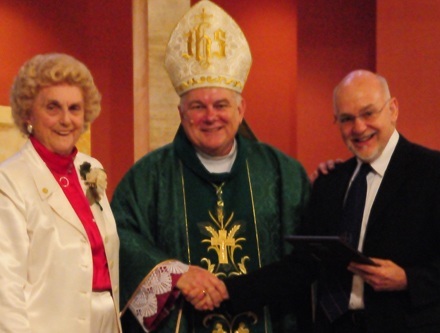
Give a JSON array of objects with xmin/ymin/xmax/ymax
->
[{"xmin": 182, "ymin": 7, "xmax": 226, "ymax": 70}]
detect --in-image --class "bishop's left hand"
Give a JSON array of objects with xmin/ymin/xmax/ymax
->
[{"xmin": 348, "ymin": 258, "xmax": 407, "ymax": 291}]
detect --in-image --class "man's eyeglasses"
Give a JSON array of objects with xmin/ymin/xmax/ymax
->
[{"xmin": 334, "ymin": 98, "xmax": 392, "ymax": 126}]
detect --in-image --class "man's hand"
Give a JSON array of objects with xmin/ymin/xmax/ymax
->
[
  {"xmin": 176, "ymin": 265, "xmax": 229, "ymax": 311},
  {"xmin": 309, "ymin": 159, "xmax": 343, "ymax": 183},
  {"xmin": 348, "ymin": 258, "xmax": 407, "ymax": 291}
]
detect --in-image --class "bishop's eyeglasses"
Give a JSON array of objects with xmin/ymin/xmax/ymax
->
[{"xmin": 334, "ymin": 98, "xmax": 392, "ymax": 127}]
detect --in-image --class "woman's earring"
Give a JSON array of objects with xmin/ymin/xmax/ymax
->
[{"xmin": 27, "ymin": 123, "xmax": 33, "ymax": 134}]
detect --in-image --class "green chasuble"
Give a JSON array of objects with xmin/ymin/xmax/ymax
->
[{"xmin": 111, "ymin": 127, "xmax": 311, "ymax": 333}]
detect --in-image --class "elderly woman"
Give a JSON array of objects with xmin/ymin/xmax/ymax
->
[{"xmin": 0, "ymin": 54, "xmax": 120, "ymax": 333}]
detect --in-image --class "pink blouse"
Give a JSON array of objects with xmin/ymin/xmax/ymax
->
[{"xmin": 30, "ymin": 136, "xmax": 111, "ymax": 291}]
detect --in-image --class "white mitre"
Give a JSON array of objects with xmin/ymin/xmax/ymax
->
[{"xmin": 165, "ymin": 0, "xmax": 252, "ymax": 96}]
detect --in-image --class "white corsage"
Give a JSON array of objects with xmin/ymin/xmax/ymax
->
[{"xmin": 79, "ymin": 162, "xmax": 107, "ymax": 210}]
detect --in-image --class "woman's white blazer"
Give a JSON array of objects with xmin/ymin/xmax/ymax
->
[{"xmin": 0, "ymin": 140, "xmax": 121, "ymax": 333}]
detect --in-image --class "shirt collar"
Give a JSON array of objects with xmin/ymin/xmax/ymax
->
[
  {"xmin": 196, "ymin": 139, "xmax": 237, "ymax": 173},
  {"xmin": 357, "ymin": 129, "xmax": 399, "ymax": 177},
  {"xmin": 30, "ymin": 135, "xmax": 77, "ymax": 175}
]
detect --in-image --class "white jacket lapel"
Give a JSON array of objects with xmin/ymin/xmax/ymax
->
[{"xmin": 24, "ymin": 142, "xmax": 88, "ymax": 237}]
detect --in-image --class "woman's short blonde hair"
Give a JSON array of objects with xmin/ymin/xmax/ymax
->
[{"xmin": 10, "ymin": 53, "xmax": 101, "ymax": 135}]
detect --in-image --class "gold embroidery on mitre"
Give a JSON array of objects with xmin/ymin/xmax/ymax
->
[
  {"xmin": 182, "ymin": 8, "xmax": 226, "ymax": 69},
  {"xmin": 200, "ymin": 182, "xmax": 249, "ymax": 278},
  {"xmin": 164, "ymin": 0, "xmax": 252, "ymax": 95},
  {"xmin": 177, "ymin": 76, "xmax": 243, "ymax": 95}
]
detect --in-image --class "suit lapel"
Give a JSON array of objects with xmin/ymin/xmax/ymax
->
[
  {"xmin": 24, "ymin": 142, "xmax": 88, "ymax": 237},
  {"xmin": 46, "ymin": 186, "xmax": 88, "ymax": 237},
  {"xmin": 365, "ymin": 137, "xmax": 414, "ymax": 237},
  {"xmin": 24, "ymin": 141, "xmax": 115, "ymax": 269},
  {"xmin": 309, "ymin": 158, "xmax": 356, "ymax": 235}
]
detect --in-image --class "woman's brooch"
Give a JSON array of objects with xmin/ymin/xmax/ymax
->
[{"xmin": 79, "ymin": 162, "xmax": 107, "ymax": 211}]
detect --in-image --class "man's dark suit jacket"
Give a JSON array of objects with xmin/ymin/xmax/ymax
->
[{"xmin": 225, "ymin": 135, "xmax": 440, "ymax": 333}]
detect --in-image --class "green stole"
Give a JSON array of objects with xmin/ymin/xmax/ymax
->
[{"xmin": 175, "ymin": 127, "xmax": 270, "ymax": 333}]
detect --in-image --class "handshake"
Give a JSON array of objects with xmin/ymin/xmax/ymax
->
[{"xmin": 176, "ymin": 265, "xmax": 229, "ymax": 311}]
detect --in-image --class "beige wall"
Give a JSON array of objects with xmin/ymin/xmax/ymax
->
[
  {"xmin": 0, "ymin": 106, "xmax": 26, "ymax": 162},
  {"xmin": 133, "ymin": 0, "xmax": 190, "ymax": 161}
]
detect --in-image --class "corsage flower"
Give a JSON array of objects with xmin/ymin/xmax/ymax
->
[{"xmin": 79, "ymin": 162, "xmax": 107, "ymax": 211}]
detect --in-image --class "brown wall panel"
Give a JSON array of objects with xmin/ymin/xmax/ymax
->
[{"xmin": 377, "ymin": 1, "xmax": 440, "ymax": 151}]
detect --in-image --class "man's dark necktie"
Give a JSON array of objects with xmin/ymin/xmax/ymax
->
[
  {"xmin": 341, "ymin": 163, "xmax": 372, "ymax": 247},
  {"xmin": 319, "ymin": 163, "xmax": 372, "ymax": 322}
]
